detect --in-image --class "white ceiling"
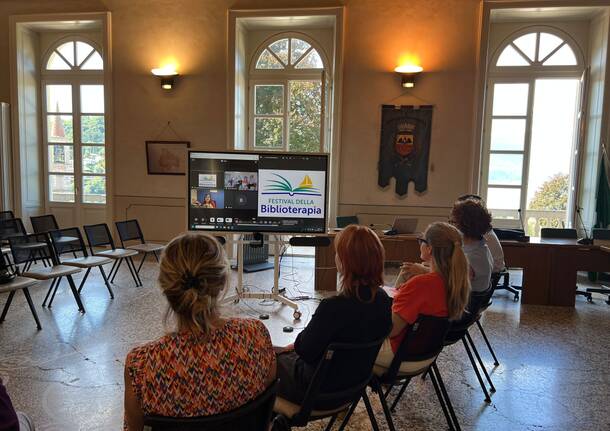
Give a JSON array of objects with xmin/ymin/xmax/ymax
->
[
  {"xmin": 491, "ymin": 6, "xmax": 607, "ymax": 22},
  {"xmin": 238, "ymin": 15, "xmax": 335, "ymax": 30}
]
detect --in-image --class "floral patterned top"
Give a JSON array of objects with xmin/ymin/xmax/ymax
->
[{"xmin": 123, "ymin": 318, "xmax": 274, "ymax": 429}]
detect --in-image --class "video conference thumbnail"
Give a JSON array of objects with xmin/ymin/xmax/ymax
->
[
  {"xmin": 224, "ymin": 172, "xmax": 257, "ymax": 191},
  {"xmin": 190, "ymin": 189, "xmax": 225, "ymax": 209}
]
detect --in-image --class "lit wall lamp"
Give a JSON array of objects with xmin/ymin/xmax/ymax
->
[
  {"xmin": 394, "ymin": 64, "xmax": 424, "ymax": 88},
  {"xmin": 151, "ymin": 65, "xmax": 179, "ymax": 90}
]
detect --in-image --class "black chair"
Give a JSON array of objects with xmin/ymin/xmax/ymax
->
[
  {"xmin": 143, "ymin": 381, "xmax": 278, "ymax": 431},
  {"xmin": 272, "ymin": 337, "xmax": 386, "ymax": 431},
  {"xmin": 492, "ymin": 268, "xmax": 520, "ymax": 301},
  {"xmin": 7, "ymin": 233, "xmax": 84, "ymax": 314},
  {"xmin": 48, "ymin": 227, "xmax": 114, "ymax": 306},
  {"xmin": 30, "ymin": 214, "xmax": 59, "ymax": 234},
  {"xmin": 0, "ymin": 217, "xmax": 26, "ymax": 270},
  {"xmin": 115, "ymin": 219, "xmax": 165, "ymax": 274},
  {"xmin": 586, "ymin": 228, "xmax": 610, "ymax": 303},
  {"xmin": 443, "ymin": 286, "xmax": 498, "ymax": 404},
  {"xmin": 336, "ymin": 216, "xmax": 359, "ymax": 229},
  {"xmin": 369, "ymin": 315, "xmax": 460, "ymax": 431},
  {"xmin": 540, "ymin": 228, "xmax": 592, "ymax": 301},
  {"xmin": 0, "ymin": 253, "xmax": 40, "ymax": 330},
  {"xmin": 1, "ymin": 218, "xmax": 50, "ymax": 270},
  {"xmin": 0, "ymin": 210, "xmax": 14, "ymax": 221},
  {"xmin": 83, "ymin": 223, "xmax": 141, "ymax": 287}
]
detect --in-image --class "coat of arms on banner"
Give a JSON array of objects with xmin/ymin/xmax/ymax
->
[{"xmin": 394, "ymin": 122, "xmax": 416, "ymax": 158}]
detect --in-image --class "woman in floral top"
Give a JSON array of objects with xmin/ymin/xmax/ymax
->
[{"xmin": 123, "ymin": 234, "xmax": 276, "ymax": 430}]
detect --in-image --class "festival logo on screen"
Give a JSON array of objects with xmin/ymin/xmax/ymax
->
[{"xmin": 258, "ymin": 170, "xmax": 325, "ymax": 218}]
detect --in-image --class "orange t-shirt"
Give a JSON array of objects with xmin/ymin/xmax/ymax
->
[{"xmin": 390, "ymin": 272, "xmax": 448, "ymax": 352}]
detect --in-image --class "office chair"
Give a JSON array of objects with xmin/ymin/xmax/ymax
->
[
  {"xmin": 586, "ymin": 228, "xmax": 610, "ymax": 304},
  {"xmin": 336, "ymin": 216, "xmax": 358, "ymax": 229},
  {"xmin": 540, "ymin": 228, "xmax": 592, "ymax": 302}
]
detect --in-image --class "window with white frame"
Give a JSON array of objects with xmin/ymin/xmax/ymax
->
[
  {"xmin": 42, "ymin": 38, "xmax": 106, "ymax": 204},
  {"xmin": 249, "ymin": 35, "xmax": 326, "ymax": 153},
  {"xmin": 482, "ymin": 27, "xmax": 585, "ymax": 235}
]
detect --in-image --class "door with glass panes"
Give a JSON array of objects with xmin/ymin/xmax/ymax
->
[{"xmin": 43, "ymin": 80, "xmax": 107, "ymax": 227}]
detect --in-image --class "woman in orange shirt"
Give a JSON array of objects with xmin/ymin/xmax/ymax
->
[{"xmin": 376, "ymin": 222, "xmax": 471, "ymax": 368}]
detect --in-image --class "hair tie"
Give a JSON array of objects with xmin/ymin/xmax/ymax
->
[{"xmin": 182, "ymin": 272, "xmax": 200, "ymax": 291}]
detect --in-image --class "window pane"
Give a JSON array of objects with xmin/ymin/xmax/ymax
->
[
  {"xmin": 256, "ymin": 49, "xmax": 283, "ymax": 69},
  {"xmin": 538, "ymin": 33, "xmax": 563, "ymax": 61},
  {"xmin": 487, "ymin": 187, "xmax": 521, "ymax": 210},
  {"xmin": 82, "ymin": 146, "xmax": 105, "ymax": 174},
  {"xmin": 81, "ymin": 115, "xmax": 105, "ymax": 144},
  {"xmin": 490, "ymin": 119, "xmax": 526, "ymax": 151},
  {"xmin": 56, "ymin": 42, "xmax": 75, "ymax": 66},
  {"xmin": 295, "ymin": 50, "xmax": 323, "ymax": 69},
  {"xmin": 76, "ymin": 41, "xmax": 94, "ymax": 66},
  {"xmin": 269, "ymin": 39, "xmax": 289, "ymax": 65},
  {"xmin": 496, "ymin": 45, "xmax": 529, "ymax": 66},
  {"xmin": 543, "ymin": 44, "xmax": 577, "ymax": 66},
  {"xmin": 81, "ymin": 85, "xmax": 104, "ymax": 113},
  {"xmin": 290, "ymin": 38, "xmax": 311, "ymax": 65},
  {"xmin": 255, "ymin": 118, "xmax": 283, "ymax": 148},
  {"xmin": 81, "ymin": 51, "xmax": 104, "ymax": 70},
  {"xmin": 513, "ymin": 33, "xmax": 536, "ymax": 62},
  {"xmin": 47, "ymin": 115, "xmax": 73, "ymax": 143},
  {"xmin": 48, "ymin": 145, "xmax": 74, "ymax": 173},
  {"xmin": 49, "ymin": 174, "xmax": 74, "ymax": 203},
  {"xmin": 46, "ymin": 85, "xmax": 72, "ymax": 113},
  {"xmin": 492, "ymin": 83, "xmax": 529, "ymax": 116},
  {"xmin": 289, "ymin": 80, "xmax": 321, "ymax": 152},
  {"xmin": 47, "ymin": 51, "xmax": 71, "ymax": 70},
  {"xmin": 255, "ymin": 85, "xmax": 283, "ymax": 115},
  {"xmin": 82, "ymin": 176, "xmax": 106, "ymax": 204},
  {"xmin": 488, "ymin": 153, "xmax": 523, "ymax": 185}
]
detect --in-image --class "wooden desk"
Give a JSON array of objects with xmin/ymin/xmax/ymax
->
[{"xmin": 315, "ymin": 234, "xmax": 610, "ymax": 307}]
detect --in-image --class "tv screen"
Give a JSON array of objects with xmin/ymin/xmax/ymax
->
[{"xmin": 188, "ymin": 151, "xmax": 328, "ymax": 233}]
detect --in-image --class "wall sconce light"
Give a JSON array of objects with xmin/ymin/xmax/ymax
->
[
  {"xmin": 151, "ymin": 65, "xmax": 179, "ymax": 90},
  {"xmin": 394, "ymin": 64, "xmax": 423, "ymax": 88}
]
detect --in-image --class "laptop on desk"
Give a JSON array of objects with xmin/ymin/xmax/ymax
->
[{"xmin": 383, "ymin": 217, "xmax": 418, "ymax": 235}]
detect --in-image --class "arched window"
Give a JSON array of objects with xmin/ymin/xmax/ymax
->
[
  {"xmin": 249, "ymin": 35, "xmax": 327, "ymax": 153},
  {"xmin": 41, "ymin": 37, "xmax": 106, "ymax": 208},
  {"xmin": 482, "ymin": 27, "xmax": 585, "ymax": 234}
]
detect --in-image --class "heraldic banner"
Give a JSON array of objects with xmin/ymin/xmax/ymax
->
[{"xmin": 378, "ymin": 104, "xmax": 433, "ymax": 196}]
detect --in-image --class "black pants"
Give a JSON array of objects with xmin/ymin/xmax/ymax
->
[{"xmin": 276, "ymin": 351, "xmax": 307, "ymax": 405}]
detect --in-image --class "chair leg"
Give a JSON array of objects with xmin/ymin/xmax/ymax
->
[
  {"xmin": 77, "ymin": 268, "xmax": 92, "ymax": 293},
  {"xmin": 362, "ymin": 391, "xmax": 381, "ymax": 431},
  {"xmin": 128, "ymin": 256, "xmax": 143, "ymax": 287},
  {"xmin": 152, "ymin": 250, "xmax": 160, "ymax": 262},
  {"xmin": 476, "ymin": 320, "xmax": 500, "ymax": 366},
  {"xmin": 99, "ymin": 266, "xmax": 114, "ymax": 299},
  {"xmin": 0, "ymin": 291, "xmax": 16, "ymax": 323},
  {"xmin": 389, "ymin": 378, "xmax": 411, "ymax": 412},
  {"xmin": 427, "ymin": 366, "xmax": 454, "ymax": 431},
  {"xmin": 42, "ymin": 278, "xmax": 57, "ymax": 307},
  {"xmin": 66, "ymin": 275, "xmax": 86, "ymax": 313},
  {"xmin": 22, "ymin": 288, "xmax": 42, "ymax": 330},
  {"xmin": 137, "ymin": 252, "xmax": 147, "ymax": 274},
  {"xmin": 466, "ymin": 331, "xmax": 496, "ymax": 393},
  {"xmin": 110, "ymin": 259, "xmax": 123, "ymax": 283},
  {"xmin": 461, "ymin": 337, "xmax": 492, "ymax": 403},
  {"xmin": 48, "ymin": 277, "xmax": 62, "ymax": 308},
  {"xmin": 372, "ymin": 379, "xmax": 396, "ymax": 431},
  {"xmin": 431, "ymin": 363, "xmax": 461, "ymax": 431},
  {"xmin": 107, "ymin": 259, "xmax": 119, "ymax": 281},
  {"xmin": 324, "ymin": 414, "xmax": 338, "ymax": 431},
  {"xmin": 336, "ymin": 396, "xmax": 360, "ymax": 431}
]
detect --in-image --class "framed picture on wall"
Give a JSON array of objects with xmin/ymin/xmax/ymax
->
[{"xmin": 145, "ymin": 140, "xmax": 191, "ymax": 175}]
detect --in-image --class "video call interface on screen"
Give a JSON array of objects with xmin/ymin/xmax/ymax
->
[{"xmin": 188, "ymin": 152, "xmax": 328, "ymax": 233}]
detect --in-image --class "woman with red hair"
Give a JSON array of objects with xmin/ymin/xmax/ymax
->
[{"xmin": 275, "ymin": 225, "xmax": 392, "ymax": 408}]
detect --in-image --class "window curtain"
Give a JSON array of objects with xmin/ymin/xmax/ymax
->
[{"xmin": 596, "ymin": 145, "xmax": 610, "ymax": 228}]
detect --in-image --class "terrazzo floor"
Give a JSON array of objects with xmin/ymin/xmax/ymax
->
[{"xmin": 1, "ymin": 252, "xmax": 610, "ymax": 431}]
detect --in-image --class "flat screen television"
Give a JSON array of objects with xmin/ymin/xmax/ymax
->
[{"xmin": 188, "ymin": 151, "xmax": 328, "ymax": 233}]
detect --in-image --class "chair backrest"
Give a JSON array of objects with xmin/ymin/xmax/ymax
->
[
  {"xmin": 0, "ymin": 218, "xmax": 27, "ymax": 242},
  {"xmin": 382, "ymin": 315, "xmax": 450, "ymax": 382},
  {"xmin": 8, "ymin": 233, "xmax": 55, "ymax": 267},
  {"xmin": 336, "ymin": 215, "xmax": 359, "ymax": 229},
  {"xmin": 292, "ymin": 337, "xmax": 385, "ymax": 424},
  {"xmin": 0, "ymin": 210, "xmax": 15, "ymax": 222},
  {"xmin": 540, "ymin": 228, "xmax": 577, "ymax": 239},
  {"xmin": 83, "ymin": 223, "xmax": 116, "ymax": 253},
  {"xmin": 49, "ymin": 227, "xmax": 88, "ymax": 259},
  {"xmin": 592, "ymin": 228, "xmax": 610, "ymax": 240},
  {"xmin": 142, "ymin": 381, "xmax": 278, "ymax": 431},
  {"xmin": 115, "ymin": 219, "xmax": 145, "ymax": 246},
  {"xmin": 30, "ymin": 214, "xmax": 59, "ymax": 234}
]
